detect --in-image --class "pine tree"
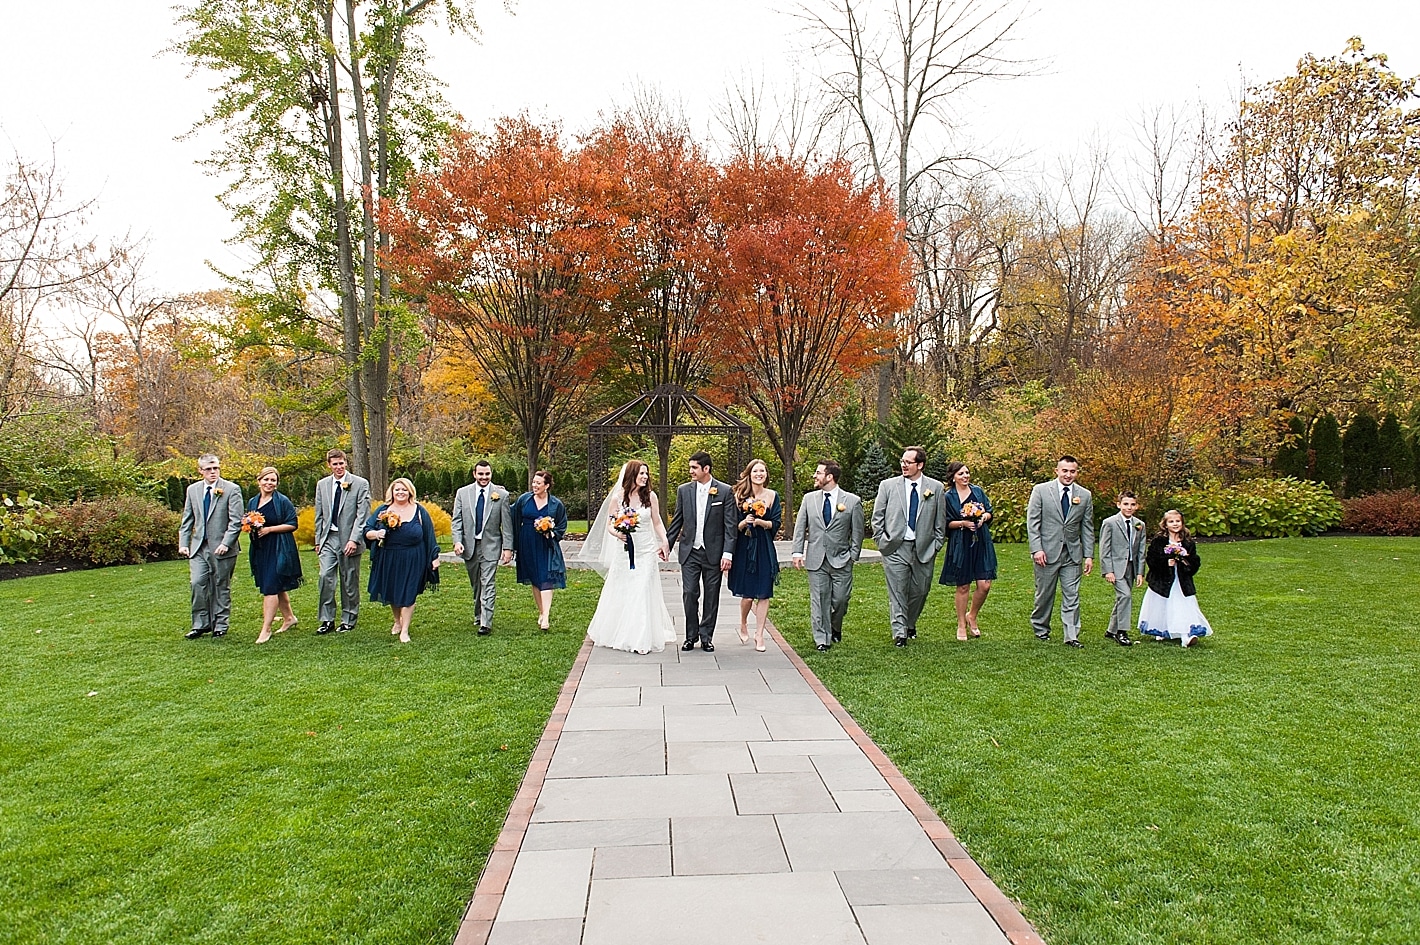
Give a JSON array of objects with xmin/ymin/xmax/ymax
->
[
  {"xmin": 880, "ymin": 380, "xmax": 947, "ymax": 478},
  {"xmin": 1341, "ymin": 413, "xmax": 1380, "ymax": 497},
  {"xmin": 1376, "ymin": 414, "xmax": 1413, "ymax": 489},
  {"xmin": 1273, "ymin": 416, "xmax": 1309, "ymax": 479},
  {"xmin": 1311, "ymin": 413, "xmax": 1344, "ymax": 493},
  {"xmin": 825, "ymin": 397, "xmax": 874, "ymax": 494},
  {"xmin": 857, "ymin": 441, "xmax": 899, "ymax": 496}
]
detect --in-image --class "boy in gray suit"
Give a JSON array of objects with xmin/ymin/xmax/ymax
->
[
  {"xmin": 1098, "ymin": 490, "xmax": 1146, "ymax": 646},
  {"xmin": 792, "ymin": 460, "xmax": 864, "ymax": 651},
  {"xmin": 871, "ymin": 446, "xmax": 947, "ymax": 647},
  {"xmin": 178, "ymin": 453, "xmax": 245, "ymax": 638},
  {"xmin": 451, "ymin": 460, "xmax": 514, "ymax": 635},
  {"xmin": 313, "ymin": 448, "xmax": 371, "ymax": 634},
  {"xmin": 1026, "ymin": 455, "xmax": 1094, "ymax": 647}
]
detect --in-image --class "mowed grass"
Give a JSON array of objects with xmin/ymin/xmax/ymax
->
[
  {"xmin": 771, "ymin": 537, "xmax": 1420, "ymax": 945},
  {"xmin": 0, "ymin": 554, "xmax": 592, "ymax": 945}
]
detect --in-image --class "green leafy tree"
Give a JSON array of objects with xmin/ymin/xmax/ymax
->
[
  {"xmin": 1273, "ymin": 415, "xmax": 1309, "ymax": 479},
  {"xmin": 1311, "ymin": 413, "xmax": 1344, "ymax": 493},
  {"xmin": 1342, "ymin": 413, "xmax": 1380, "ymax": 497},
  {"xmin": 1376, "ymin": 413, "xmax": 1413, "ymax": 489},
  {"xmin": 824, "ymin": 396, "xmax": 874, "ymax": 494},
  {"xmin": 176, "ymin": 0, "xmax": 473, "ymax": 498}
]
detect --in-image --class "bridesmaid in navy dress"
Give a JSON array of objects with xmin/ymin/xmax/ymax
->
[
  {"xmin": 512, "ymin": 469, "xmax": 567, "ymax": 629},
  {"xmin": 938, "ymin": 461, "xmax": 998, "ymax": 641},
  {"xmin": 365, "ymin": 477, "xmax": 441, "ymax": 643},
  {"xmin": 247, "ymin": 466, "xmax": 303, "ymax": 644},
  {"xmin": 727, "ymin": 458, "xmax": 781, "ymax": 652}
]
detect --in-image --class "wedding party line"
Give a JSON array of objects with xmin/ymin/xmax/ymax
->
[{"xmin": 178, "ymin": 446, "xmax": 1212, "ymax": 652}]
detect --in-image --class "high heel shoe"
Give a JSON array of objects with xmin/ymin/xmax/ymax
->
[
  {"xmin": 968, "ymin": 617, "xmax": 981, "ymax": 638},
  {"xmin": 538, "ymin": 614, "xmax": 550, "ymax": 630},
  {"xmin": 275, "ymin": 618, "xmax": 297, "ymax": 634},
  {"xmin": 956, "ymin": 626, "xmax": 968, "ymax": 641},
  {"xmin": 255, "ymin": 627, "xmax": 273, "ymax": 644},
  {"xmin": 737, "ymin": 625, "xmax": 750, "ymax": 645}
]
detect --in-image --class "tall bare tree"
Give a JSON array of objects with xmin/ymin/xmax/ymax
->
[{"xmin": 799, "ymin": 0, "xmax": 1032, "ymax": 418}]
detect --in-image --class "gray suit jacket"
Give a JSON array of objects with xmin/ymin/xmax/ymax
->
[
  {"xmin": 314, "ymin": 474, "xmax": 371, "ymax": 551},
  {"xmin": 871, "ymin": 476, "xmax": 947, "ymax": 562},
  {"xmin": 793, "ymin": 489, "xmax": 864, "ymax": 569},
  {"xmin": 1027, "ymin": 480, "xmax": 1095, "ymax": 564},
  {"xmin": 666, "ymin": 477, "xmax": 737, "ymax": 563},
  {"xmin": 178, "ymin": 478, "xmax": 244, "ymax": 557},
  {"xmin": 451, "ymin": 482, "xmax": 514, "ymax": 560},
  {"xmin": 1098, "ymin": 511, "xmax": 1146, "ymax": 577}
]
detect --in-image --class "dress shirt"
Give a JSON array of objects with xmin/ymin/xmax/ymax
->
[{"xmin": 693, "ymin": 480, "xmax": 709, "ymax": 549}]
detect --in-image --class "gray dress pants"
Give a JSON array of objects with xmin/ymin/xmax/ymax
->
[{"xmin": 318, "ymin": 531, "xmax": 362, "ymax": 625}]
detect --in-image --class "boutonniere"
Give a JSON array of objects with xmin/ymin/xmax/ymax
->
[
  {"xmin": 1071, "ymin": 496, "xmax": 1081, "ymax": 505},
  {"xmin": 491, "ymin": 492, "xmax": 502, "ymax": 501},
  {"xmin": 340, "ymin": 481, "xmax": 350, "ymax": 491},
  {"xmin": 922, "ymin": 489, "xmax": 933, "ymax": 499},
  {"xmin": 213, "ymin": 487, "xmax": 224, "ymax": 497},
  {"xmin": 708, "ymin": 487, "xmax": 718, "ymax": 495},
  {"xmin": 1134, "ymin": 520, "xmax": 1143, "ymax": 528},
  {"xmin": 836, "ymin": 503, "xmax": 846, "ymax": 512}
]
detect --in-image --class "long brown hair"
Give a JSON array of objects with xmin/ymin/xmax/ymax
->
[
  {"xmin": 620, "ymin": 461, "xmax": 652, "ymax": 507},
  {"xmin": 1156, "ymin": 508, "xmax": 1192, "ymax": 543},
  {"xmin": 733, "ymin": 458, "xmax": 769, "ymax": 504}
]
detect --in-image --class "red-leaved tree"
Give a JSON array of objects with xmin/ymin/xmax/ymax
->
[
  {"xmin": 385, "ymin": 117, "xmax": 626, "ymax": 483},
  {"xmin": 714, "ymin": 157, "xmax": 912, "ymax": 531}
]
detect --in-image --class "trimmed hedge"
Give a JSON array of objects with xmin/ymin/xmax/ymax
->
[
  {"xmin": 1168, "ymin": 477, "xmax": 1342, "ymax": 538},
  {"xmin": 50, "ymin": 496, "xmax": 181, "ymax": 566},
  {"xmin": 1342, "ymin": 490, "xmax": 1420, "ymax": 536}
]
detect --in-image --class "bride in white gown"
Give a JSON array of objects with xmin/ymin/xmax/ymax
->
[{"xmin": 582, "ymin": 461, "xmax": 676, "ymax": 654}]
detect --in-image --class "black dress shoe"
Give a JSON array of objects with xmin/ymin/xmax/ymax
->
[
  {"xmin": 185, "ymin": 627, "xmax": 209, "ymax": 639},
  {"xmin": 816, "ymin": 643, "xmax": 829, "ymax": 651},
  {"xmin": 702, "ymin": 642, "xmax": 714, "ymax": 652},
  {"xmin": 1065, "ymin": 639, "xmax": 1084, "ymax": 648},
  {"xmin": 477, "ymin": 627, "xmax": 492, "ymax": 636},
  {"xmin": 1035, "ymin": 631, "xmax": 1050, "ymax": 641},
  {"xmin": 681, "ymin": 640, "xmax": 696, "ymax": 651},
  {"xmin": 1115, "ymin": 632, "xmax": 1135, "ymax": 647},
  {"xmin": 316, "ymin": 621, "xmax": 336, "ymax": 635},
  {"xmin": 893, "ymin": 637, "xmax": 907, "ymax": 647},
  {"xmin": 211, "ymin": 628, "xmax": 227, "ymax": 637},
  {"xmin": 831, "ymin": 631, "xmax": 841, "ymax": 643},
  {"xmin": 335, "ymin": 622, "xmax": 352, "ymax": 633},
  {"xmin": 906, "ymin": 628, "xmax": 917, "ymax": 639}
]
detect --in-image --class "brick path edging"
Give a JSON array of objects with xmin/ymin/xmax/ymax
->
[
  {"xmin": 451, "ymin": 636, "xmax": 595, "ymax": 945},
  {"xmin": 766, "ymin": 624, "xmax": 1047, "ymax": 945}
]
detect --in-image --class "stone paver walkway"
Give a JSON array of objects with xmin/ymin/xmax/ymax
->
[{"xmin": 454, "ymin": 585, "xmax": 1042, "ymax": 945}]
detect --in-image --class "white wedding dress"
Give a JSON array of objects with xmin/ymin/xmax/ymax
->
[{"xmin": 585, "ymin": 505, "xmax": 677, "ymax": 654}]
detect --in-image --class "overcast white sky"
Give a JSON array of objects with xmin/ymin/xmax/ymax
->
[{"xmin": 3, "ymin": 1, "xmax": 1417, "ymax": 293}]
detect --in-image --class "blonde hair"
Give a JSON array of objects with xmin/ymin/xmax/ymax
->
[
  {"xmin": 257, "ymin": 466, "xmax": 279, "ymax": 481},
  {"xmin": 386, "ymin": 477, "xmax": 418, "ymax": 503}
]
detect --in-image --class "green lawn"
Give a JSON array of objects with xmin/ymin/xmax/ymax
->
[
  {"xmin": 0, "ymin": 554, "xmax": 591, "ymax": 945},
  {"xmin": 772, "ymin": 537, "xmax": 1420, "ymax": 945}
]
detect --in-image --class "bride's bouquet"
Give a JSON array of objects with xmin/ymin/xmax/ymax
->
[{"xmin": 611, "ymin": 506, "xmax": 640, "ymax": 569}]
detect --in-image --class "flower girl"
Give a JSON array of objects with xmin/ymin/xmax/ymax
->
[{"xmin": 1137, "ymin": 509, "xmax": 1212, "ymax": 646}]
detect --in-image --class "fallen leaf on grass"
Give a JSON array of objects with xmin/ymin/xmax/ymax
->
[
  {"xmin": 989, "ymin": 737, "xmax": 1000, "ymax": 748},
  {"xmin": 1146, "ymin": 824, "xmax": 1159, "ymax": 831},
  {"xmin": 23, "ymin": 598, "xmax": 33, "ymax": 604},
  {"xmin": 86, "ymin": 691, "xmax": 97, "ymax": 697},
  {"xmin": 305, "ymin": 731, "xmax": 317, "ymax": 737},
  {"xmin": 499, "ymin": 744, "xmax": 508, "ymax": 751}
]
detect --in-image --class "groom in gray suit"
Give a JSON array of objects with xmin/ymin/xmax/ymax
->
[
  {"xmin": 792, "ymin": 460, "xmax": 864, "ymax": 650},
  {"xmin": 871, "ymin": 447, "xmax": 947, "ymax": 647},
  {"xmin": 178, "ymin": 453, "xmax": 245, "ymax": 638},
  {"xmin": 313, "ymin": 448, "xmax": 371, "ymax": 635},
  {"xmin": 666, "ymin": 451, "xmax": 737, "ymax": 652},
  {"xmin": 451, "ymin": 460, "xmax": 514, "ymax": 635},
  {"xmin": 1027, "ymin": 455, "xmax": 1095, "ymax": 647}
]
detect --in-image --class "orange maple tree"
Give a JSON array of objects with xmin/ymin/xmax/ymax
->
[
  {"xmin": 384, "ymin": 117, "xmax": 627, "ymax": 482},
  {"xmin": 712, "ymin": 157, "xmax": 912, "ymax": 527}
]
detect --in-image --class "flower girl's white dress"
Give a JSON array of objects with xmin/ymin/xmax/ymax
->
[{"xmin": 586, "ymin": 506, "xmax": 676, "ymax": 654}]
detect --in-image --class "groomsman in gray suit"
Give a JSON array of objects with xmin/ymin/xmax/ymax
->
[
  {"xmin": 1098, "ymin": 490, "xmax": 1146, "ymax": 646},
  {"xmin": 871, "ymin": 446, "xmax": 947, "ymax": 647},
  {"xmin": 792, "ymin": 460, "xmax": 864, "ymax": 651},
  {"xmin": 451, "ymin": 460, "xmax": 514, "ymax": 635},
  {"xmin": 313, "ymin": 448, "xmax": 371, "ymax": 634},
  {"xmin": 1027, "ymin": 455, "xmax": 1095, "ymax": 647},
  {"xmin": 178, "ymin": 453, "xmax": 245, "ymax": 638},
  {"xmin": 666, "ymin": 451, "xmax": 737, "ymax": 652}
]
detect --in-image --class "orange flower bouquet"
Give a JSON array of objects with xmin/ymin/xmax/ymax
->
[{"xmin": 240, "ymin": 510, "xmax": 266, "ymax": 534}]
